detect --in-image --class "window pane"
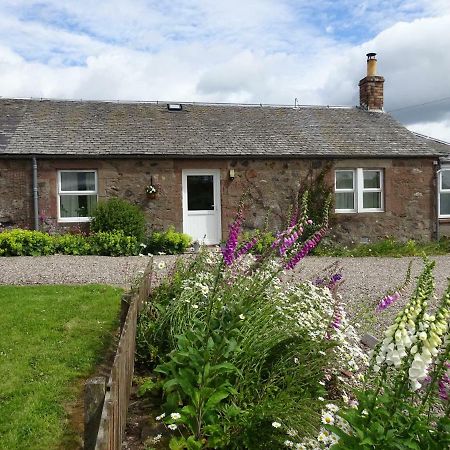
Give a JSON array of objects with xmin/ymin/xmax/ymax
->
[
  {"xmin": 441, "ymin": 193, "xmax": 450, "ymax": 216},
  {"xmin": 61, "ymin": 172, "xmax": 96, "ymax": 191},
  {"xmin": 363, "ymin": 192, "xmax": 381, "ymax": 209},
  {"xmin": 60, "ymin": 195, "xmax": 97, "ymax": 218},
  {"xmin": 364, "ymin": 171, "xmax": 380, "ymax": 189},
  {"xmin": 442, "ymin": 170, "xmax": 450, "ymax": 190},
  {"xmin": 187, "ymin": 175, "xmax": 214, "ymax": 211},
  {"xmin": 335, "ymin": 171, "xmax": 354, "ymax": 189},
  {"xmin": 336, "ymin": 192, "xmax": 354, "ymax": 210}
]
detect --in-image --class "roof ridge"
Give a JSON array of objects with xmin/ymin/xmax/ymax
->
[
  {"xmin": 0, "ymin": 96, "xmax": 355, "ymax": 110},
  {"xmin": 413, "ymin": 132, "xmax": 450, "ymax": 146}
]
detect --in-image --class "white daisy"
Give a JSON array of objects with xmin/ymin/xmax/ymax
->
[{"xmin": 321, "ymin": 411, "xmax": 335, "ymax": 425}]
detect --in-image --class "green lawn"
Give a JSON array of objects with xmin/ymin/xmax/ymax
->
[{"xmin": 0, "ymin": 284, "xmax": 123, "ymax": 450}]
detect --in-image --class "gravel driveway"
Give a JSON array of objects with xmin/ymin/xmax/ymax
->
[
  {"xmin": 1, "ymin": 254, "xmax": 448, "ymax": 337},
  {"xmin": 0, "ymin": 255, "xmax": 152, "ymax": 287}
]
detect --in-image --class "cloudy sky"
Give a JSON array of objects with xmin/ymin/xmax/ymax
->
[{"xmin": 0, "ymin": 0, "xmax": 449, "ymax": 141}]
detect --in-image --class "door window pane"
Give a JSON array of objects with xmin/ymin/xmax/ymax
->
[
  {"xmin": 336, "ymin": 192, "xmax": 354, "ymax": 210},
  {"xmin": 442, "ymin": 170, "xmax": 450, "ymax": 190},
  {"xmin": 363, "ymin": 192, "xmax": 381, "ymax": 209},
  {"xmin": 187, "ymin": 175, "xmax": 214, "ymax": 211},
  {"xmin": 336, "ymin": 171, "xmax": 354, "ymax": 189},
  {"xmin": 60, "ymin": 195, "xmax": 97, "ymax": 218},
  {"xmin": 61, "ymin": 172, "xmax": 96, "ymax": 191},
  {"xmin": 440, "ymin": 193, "xmax": 450, "ymax": 216},
  {"xmin": 363, "ymin": 171, "xmax": 380, "ymax": 189}
]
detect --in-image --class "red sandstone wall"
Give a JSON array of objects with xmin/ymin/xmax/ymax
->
[{"xmin": 0, "ymin": 157, "xmax": 439, "ymax": 242}]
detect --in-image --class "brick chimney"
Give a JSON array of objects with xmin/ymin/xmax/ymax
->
[{"xmin": 359, "ymin": 53, "xmax": 384, "ymax": 111}]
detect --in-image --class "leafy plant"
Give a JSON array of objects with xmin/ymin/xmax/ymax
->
[
  {"xmin": 54, "ymin": 233, "xmax": 91, "ymax": 255},
  {"xmin": 90, "ymin": 197, "xmax": 146, "ymax": 241},
  {"xmin": 136, "ymin": 198, "xmax": 372, "ymax": 449},
  {"xmin": 238, "ymin": 230, "xmax": 275, "ymax": 255},
  {"xmin": 314, "ymin": 236, "xmax": 450, "ymax": 257},
  {"xmin": 0, "ymin": 229, "xmax": 55, "ymax": 256},
  {"xmin": 146, "ymin": 227, "xmax": 192, "ymax": 255},
  {"xmin": 323, "ymin": 259, "xmax": 450, "ymax": 449},
  {"xmin": 89, "ymin": 230, "xmax": 138, "ymax": 256}
]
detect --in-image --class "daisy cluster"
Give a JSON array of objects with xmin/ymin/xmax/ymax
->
[
  {"xmin": 276, "ymin": 403, "xmax": 350, "ymax": 449},
  {"xmin": 275, "ymin": 281, "xmax": 335, "ymax": 340},
  {"xmin": 175, "ymin": 269, "xmax": 216, "ymax": 310},
  {"xmin": 270, "ymin": 281, "xmax": 368, "ymax": 376},
  {"xmin": 327, "ymin": 296, "xmax": 369, "ymax": 375}
]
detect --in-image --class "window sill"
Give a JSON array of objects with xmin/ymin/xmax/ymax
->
[
  {"xmin": 58, "ymin": 217, "xmax": 92, "ymax": 223},
  {"xmin": 335, "ymin": 210, "xmax": 384, "ymax": 214}
]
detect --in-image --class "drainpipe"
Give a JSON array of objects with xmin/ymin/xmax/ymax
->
[
  {"xmin": 32, "ymin": 157, "xmax": 39, "ymax": 230},
  {"xmin": 436, "ymin": 167, "xmax": 441, "ymax": 241}
]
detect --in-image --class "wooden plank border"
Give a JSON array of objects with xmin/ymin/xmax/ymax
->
[{"xmin": 87, "ymin": 258, "xmax": 153, "ymax": 450}]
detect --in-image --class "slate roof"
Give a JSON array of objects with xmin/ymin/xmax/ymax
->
[{"xmin": 0, "ymin": 98, "xmax": 446, "ymax": 158}]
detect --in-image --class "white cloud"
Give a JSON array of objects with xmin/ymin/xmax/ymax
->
[
  {"xmin": 408, "ymin": 119, "xmax": 450, "ymax": 143},
  {"xmin": 0, "ymin": 1, "xmax": 448, "ymax": 141}
]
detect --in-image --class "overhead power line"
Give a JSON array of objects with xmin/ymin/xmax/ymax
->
[{"xmin": 388, "ymin": 96, "xmax": 450, "ymax": 113}]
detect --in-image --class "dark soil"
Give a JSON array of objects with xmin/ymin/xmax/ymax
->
[{"xmin": 122, "ymin": 373, "xmax": 170, "ymax": 450}]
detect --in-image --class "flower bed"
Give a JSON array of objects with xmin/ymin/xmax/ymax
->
[{"xmin": 135, "ymin": 196, "xmax": 450, "ymax": 449}]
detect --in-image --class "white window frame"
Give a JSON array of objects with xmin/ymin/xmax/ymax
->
[
  {"xmin": 57, "ymin": 170, "xmax": 98, "ymax": 222},
  {"xmin": 335, "ymin": 169, "xmax": 356, "ymax": 213},
  {"xmin": 335, "ymin": 168, "xmax": 384, "ymax": 213},
  {"xmin": 439, "ymin": 167, "xmax": 450, "ymax": 219}
]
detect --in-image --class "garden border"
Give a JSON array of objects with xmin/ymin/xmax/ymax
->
[{"xmin": 85, "ymin": 258, "xmax": 153, "ymax": 450}]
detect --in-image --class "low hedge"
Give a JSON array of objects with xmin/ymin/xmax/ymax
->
[
  {"xmin": 0, "ymin": 227, "xmax": 194, "ymax": 257},
  {"xmin": 145, "ymin": 227, "xmax": 192, "ymax": 255},
  {"xmin": 0, "ymin": 229, "xmax": 139, "ymax": 257}
]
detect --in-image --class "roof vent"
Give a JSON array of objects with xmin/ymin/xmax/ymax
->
[{"xmin": 167, "ymin": 103, "xmax": 183, "ymax": 111}]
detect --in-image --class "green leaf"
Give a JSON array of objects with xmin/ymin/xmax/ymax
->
[
  {"xmin": 169, "ymin": 436, "xmax": 187, "ymax": 450},
  {"xmin": 186, "ymin": 436, "xmax": 204, "ymax": 450},
  {"xmin": 210, "ymin": 362, "xmax": 239, "ymax": 376},
  {"xmin": 207, "ymin": 336, "xmax": 215, "ymax": 351},
  {"xmin": 205, "ymin": 389, "xmax": 230, "ymax": 410},
  {"xmin": 181, "ymin": 404, "xmax": 197, "ymax": 418},
  {"xmin": 163, "ymin": 378, "xmax": 179, "ymax": 391},
  {"xmin": 137, "ymin": 378, "xmax": 157, "ymax": 397}
]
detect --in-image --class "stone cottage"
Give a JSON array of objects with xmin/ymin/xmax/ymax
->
[{"xmin": 0, "ymin": 53, "xmax": 449, "ymax": 244}]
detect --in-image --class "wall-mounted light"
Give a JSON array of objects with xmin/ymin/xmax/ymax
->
[{"xmin": 229, "ymin": 169, "xmax": 235, "ymax": 180}]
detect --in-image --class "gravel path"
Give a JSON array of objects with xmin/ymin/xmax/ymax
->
[
  {"xmin": 0, "ymin": 255, "xmax": 152, "ymax": 287},
  {"xmin": 0, "ymin": 254, "xmax": 449, "ymax": 337},
  {"xmin": 289, "ymin": 256, "xmax": 450, "ymax": 337}
]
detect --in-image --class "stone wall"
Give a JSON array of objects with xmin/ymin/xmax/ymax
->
[
  {"xmin": 0, "ymin": 156, "xmax": 440, "ymax": 243},
  {"xmin": 331, "ymin": 158, "xmax": 437, "ymax": 243},
  {"xmin": 0, "ymin": 159, "xmax": 33, "ymax": 227}
]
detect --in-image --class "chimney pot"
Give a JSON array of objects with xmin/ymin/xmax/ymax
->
[
  {"xmin": 366, "ymin": 52, "xmax": 377, "ymax": 76},
  {"xmin": 359, "ymin": 52, "xmax": 384, "ymax": 111}
]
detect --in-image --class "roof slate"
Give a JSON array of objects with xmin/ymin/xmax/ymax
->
[{"xmin": 0, "ymin": 98, "xmax": 446, "ymax": 158}]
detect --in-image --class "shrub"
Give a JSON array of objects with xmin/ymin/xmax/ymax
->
[
  {"xmin": 89, "ymin": 230, "xmax": 138, "ymax": 256},
  {"xmin": 314, "ymin": 236, "xmax": 450, "ymax": 257},
  {"xmin": 238, "ymin": 230, "xmax": 275, "ymax": 255},
  {"xmin": 145, "ymin": 227, "xmax": 192, "ymax": 254},
  {"xmin": 0, "ymin": 229, "xmax": 55, "ymax": 256},
  {"xmin": 54, "ymin": 233, "xmax": 91, "ymax": 255},
  {"xmin": 90, "ymin": 197, "xmax": 146, "ymax": 242}
]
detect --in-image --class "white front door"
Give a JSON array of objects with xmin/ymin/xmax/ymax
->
[{"xmin": 182, "ymin": 169, "xmax": 222, "ymax": 245}]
